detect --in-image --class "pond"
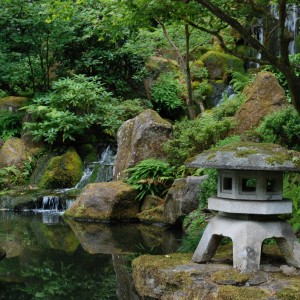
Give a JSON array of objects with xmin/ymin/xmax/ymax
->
[{"xmin": 0, "ymin": 211, "xmax": 182, "ymax": 300}]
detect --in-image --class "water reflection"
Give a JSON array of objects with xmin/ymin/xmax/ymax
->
[{"xmin": 0, "ymin": 211, "xmax": 182, "ymax": 299}]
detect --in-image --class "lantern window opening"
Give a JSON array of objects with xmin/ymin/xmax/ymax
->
[
  {"xmin": 266, "ymin": 178, "xmax": 277, "ymax": 193},
  {"xmin": 222, "ymin": 177, "xmax": 233, "ymax": 192},
  {"xmin": 241, "ymin": 177, "xmax": 257, "ymax": 193}
]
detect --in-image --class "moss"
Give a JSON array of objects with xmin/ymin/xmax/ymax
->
[
  {"xmin": 235, "ymin": 149, "xmax": 258, "ymax": 157},
  {"xmin": 192, "ymin": 141, "xmax": 300, "ymax": 168},
  {"xmin": 211, "ymin": 269, "xmax": 250, "ymax": 285},
  {"xmin": 218, "ymin": 285, "xmax": 270, "ymax": 300},
  {"xmin": 201, "ymin": 51, "xmax": 244, "ymax": 81},
  {"xmin": 38, "ymin": 147, "xmax": 83, "ymax": 189},
  {"xmin": 132, "ymin": 253, "xmax": 193, "ymax": 270},
  {"xmin": 0, "ymin": 96, "xmax": 29, "ymax": 108},
  {"xmin": 136, "ymin": 205, "xmax": 165, "ymax": 224},
  {"xmin": 277, "ymin": 287, "xmax": 300, "ymax": 300}
]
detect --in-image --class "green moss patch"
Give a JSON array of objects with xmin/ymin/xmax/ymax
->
[
  {"xmin": 211, "ymin": 269, "xmax": 251, "ymax": 285},
  {"xmin": 218, "ymin": 285, "xmax": 270, "ymax": 300},
  {"xmin": 39, "ymin": 147, "xmax": 83, "ymax": 189}
]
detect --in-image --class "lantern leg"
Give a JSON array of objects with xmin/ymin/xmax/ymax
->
[{"xmin": 192, "ymin": 222, "xmax": 223, "ymax": 263}]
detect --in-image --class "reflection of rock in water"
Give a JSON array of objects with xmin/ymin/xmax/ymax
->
[
  {"xmin": 112, "ymin": 254, "xmax": 140, "ymax": 300},
  {"xmin": 66, "ymin": 219, "xmax": 182, "ymax": 255}
]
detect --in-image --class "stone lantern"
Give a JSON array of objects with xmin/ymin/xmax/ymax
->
[{"xmin": 186, "ymin": 142, "xmax": 300, "ymax": 273}]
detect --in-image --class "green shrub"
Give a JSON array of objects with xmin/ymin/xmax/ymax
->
[
  {"xmin": 230, "ymin": 71, "xmax": 254, "ymax": 92},
  {"xmin": 212, "ymin": 93, "xmax": 245, "ymax": 120},
  {"xmin": 0, "ymin": 157, "xmax": 36, "ymax": 189},
  {"xmin": 283, "ymin": 173, "xmax": 300, "ymax": 233},
  {"xmin": 125, "ymin": 158, "xmax": 175, "ymax": 201},
  {"xmin": 178, "ymin": 211, "xmax": 207, "ymax": 252},
  {"xmin": 257, "ymin": 106, "xmax": 300, "ymax": 150},
  {"xmin": 0, "ymin": 110, "xmax": 24, "ymax": 140},
  {"xmin": 23, "ymin": 75, "xmax": 150, "ymax": 144},
  {"xmin": 164, "ymin": 116, "xmax": 236, "ymax": 166},
  {"xmin": 150, "ymin": 72, "xmax": 184, "ymax": 119}
]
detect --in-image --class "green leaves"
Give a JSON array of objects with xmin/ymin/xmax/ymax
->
[{"xmin": 125, "ymin": 158, "xmax": 176, "ymax": 201}]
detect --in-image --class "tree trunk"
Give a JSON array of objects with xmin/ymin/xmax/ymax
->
[{"xmin": 185, "ymin": 25, "xmax": 197, "ymax": 119}]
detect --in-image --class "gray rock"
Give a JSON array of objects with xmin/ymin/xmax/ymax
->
[
  {"xmin": 113, "ymin": 109, "xmax": 172, "ymax": 180},
  {"xmin": 164, "ymin": 176, "xmax": 207, "ymax": 225},
  {"xmin": 141, "ymin": 195, "xmax": 163, "ymax": 211},
  {"xmin": 64, "ymin": 181, "xmax": 139, "ymax": 221}
]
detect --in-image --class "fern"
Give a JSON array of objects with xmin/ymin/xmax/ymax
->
[
  {"xmin": 125, "ymin": 159, "xmax": 175, "ymax": 201},
  {"xmin": 230, "ymin": 71, "xmax": 253, "ymax": 92}
]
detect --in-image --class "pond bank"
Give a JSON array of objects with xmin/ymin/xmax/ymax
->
[{"xmin": 132, "ymin": 245, "xmax": 300, "ymax": 299}]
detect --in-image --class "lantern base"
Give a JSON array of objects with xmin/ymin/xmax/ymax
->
[{"xmin": 192, "ymin": 213, "xmax": 300, "ymax": 273}]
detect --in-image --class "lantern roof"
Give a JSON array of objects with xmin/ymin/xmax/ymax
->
[{"xmin": 186, "ymin": 142, "xmax": 300, "ymax": 171}]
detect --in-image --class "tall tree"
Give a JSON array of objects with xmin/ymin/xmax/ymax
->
[{"xmin": 185, "ymin": 0, "xmax": 300, "ymax": 114}]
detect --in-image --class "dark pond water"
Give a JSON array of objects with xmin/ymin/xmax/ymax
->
[{"xmin": 0, "ymin": 211, "xmax": 182, "ymax": 300}]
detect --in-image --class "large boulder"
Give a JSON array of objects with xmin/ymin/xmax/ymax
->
[
  {"xmin": 0, "ymin": 96, "xmax": 28, "ymax": 112},
  {"xmin": 201, "ymin": 51, "xmax": 244, "ymax": 81},
  {"xmin": 132, "ymin": 251, "xmax": 300, "ymax": 299},
  {"xmin": 64, "ymin": 181, "xmax": 139, "ymax": 221},
  {"xmin": 0, "ymin": 137, "xmax": 29, "ymax": 167},
  {"xmin": 164, "ymin": 176, "xmax": 207, "ymax": 226},
  {"xmin": 235, "ymin": 71, "xmax": 287, "ymax": 134},
  {"xmin": 113, "ymin": 109, "xmax": 172, "ymax": 180},
  {"xmin": 38, "ymin": 147, "xmax": 83, "ymax": 189}
]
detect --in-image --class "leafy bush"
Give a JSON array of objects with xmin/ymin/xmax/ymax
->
[
  {"xmin": 125, "ymin": 158, "xmax": 176, "ymax": 201},
  {"xmin": 151, "ymin": 72, "xmax": 184, "ymax": 118},
  {"xmin": 0, "ymin": 110, "xmax": 24, "ymax": 140},
  {"xmin": 178, "ymin": 211, "xmax": 207, "ymax": 252},
  {"xmin": 0, "ymin": 157, "xmax": 36, "ymax": 189},
  {"xmin": 23, "ymin": 75, "xmax": 150, "ymax": 144},
  {"xmin": 230, "ymin": 71, "xmax": 253, "ymax": 92},
  {"xmin": 257, "ymin": 106, "xmax": 300, "ymax": 150},
  {"xmin": 213, "ymin": 93, "xmax": 245, "ymax": 120},
  {"xmin": 164, "ymin": 116, "xmax": 236, "ymax": 166},
  {"xmin": 283, "ymin": 173, "xmax": 300, "ymax": 233}
]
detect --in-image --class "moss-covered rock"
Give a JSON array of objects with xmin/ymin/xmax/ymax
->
[
  {"xmin": 0, "ymin": 137, "xmax": 29, "ymax": 167},
  {"xmin": 0, "ymin": 96, "xmax": 29, "ymax": 111},
  {"xmin": 201, "ymin": 51, "xmax": 244, "ymax": 81},
  {"xmin": 235, "ymin": 71, "xmax": 287, "ymax": 134},
  {"xmin": 136, "ymin": 205, "xmax": 165, "ymax": 224},
  {"xmin": 38, "ymin": 147, "xmax": 83, "ymax": 189},
  {"xmin": 132, "ymin": 251, "xmax": 300, "ymax": 300},
  {"xmin": 64, "ymin": 181, "xmax": 139, "ymax": 221}
]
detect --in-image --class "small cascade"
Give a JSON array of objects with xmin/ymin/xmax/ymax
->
[
  {"xmin": 216, "ymin": 85, "xmax": 235, "ymax": 106},
  {"xmin": 75, "ymin": 145, "xmax": 115, "ymax": 189},
  {"xmin": 286, "ymin": 4, "xmax": 299, "ymax": 54},
  {"xmin": 34, "ymin": 195, "xmax": 74, "ymax": 213}
]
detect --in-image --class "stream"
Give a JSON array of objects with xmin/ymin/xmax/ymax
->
[{"xmin": 0, "ymin": 211, "xmax": 182, "ymax": 300}]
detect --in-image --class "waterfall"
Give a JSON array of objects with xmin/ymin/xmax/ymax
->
[
  {"xmin": 34, "ymin": 195, "xmax": 74, "ymax": 213},
  {"xmin": 269, "ymin": 3, "xmax": 299, "ymax": 54},
  {"xmin": 250, "ymin": 3, "xmax": 299, "ymax": 67},
  {"xmin": 286, "ymin": 4, "xmax": 299, "ymax": 54},
  {"xmin": 75, "ymin": 145, "xmax": 115, "ymax": 189}
]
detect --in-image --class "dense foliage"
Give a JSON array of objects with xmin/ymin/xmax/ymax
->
[
  {"xmin": 257, "ymin": 106, "xmax": 300, "ymax": 150},
  {"xmin": 164, "ymin": 93, "xmax": 244, "ymax": 165},
  {"xmin": 23, "ymin": 75, "xmax": 149, "ymax": 144},
  {"xmin": 125, "ymin": 158, "xmax": 176, "ymax": 201}
]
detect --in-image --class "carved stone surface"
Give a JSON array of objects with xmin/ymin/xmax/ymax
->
[
  {"xmin": 192, "ymin": 214, "xmax": 300, "ymax": 273},
  {"xmin": 208, "ymin": 197, "xmax": 292, "ymax": 215}
]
